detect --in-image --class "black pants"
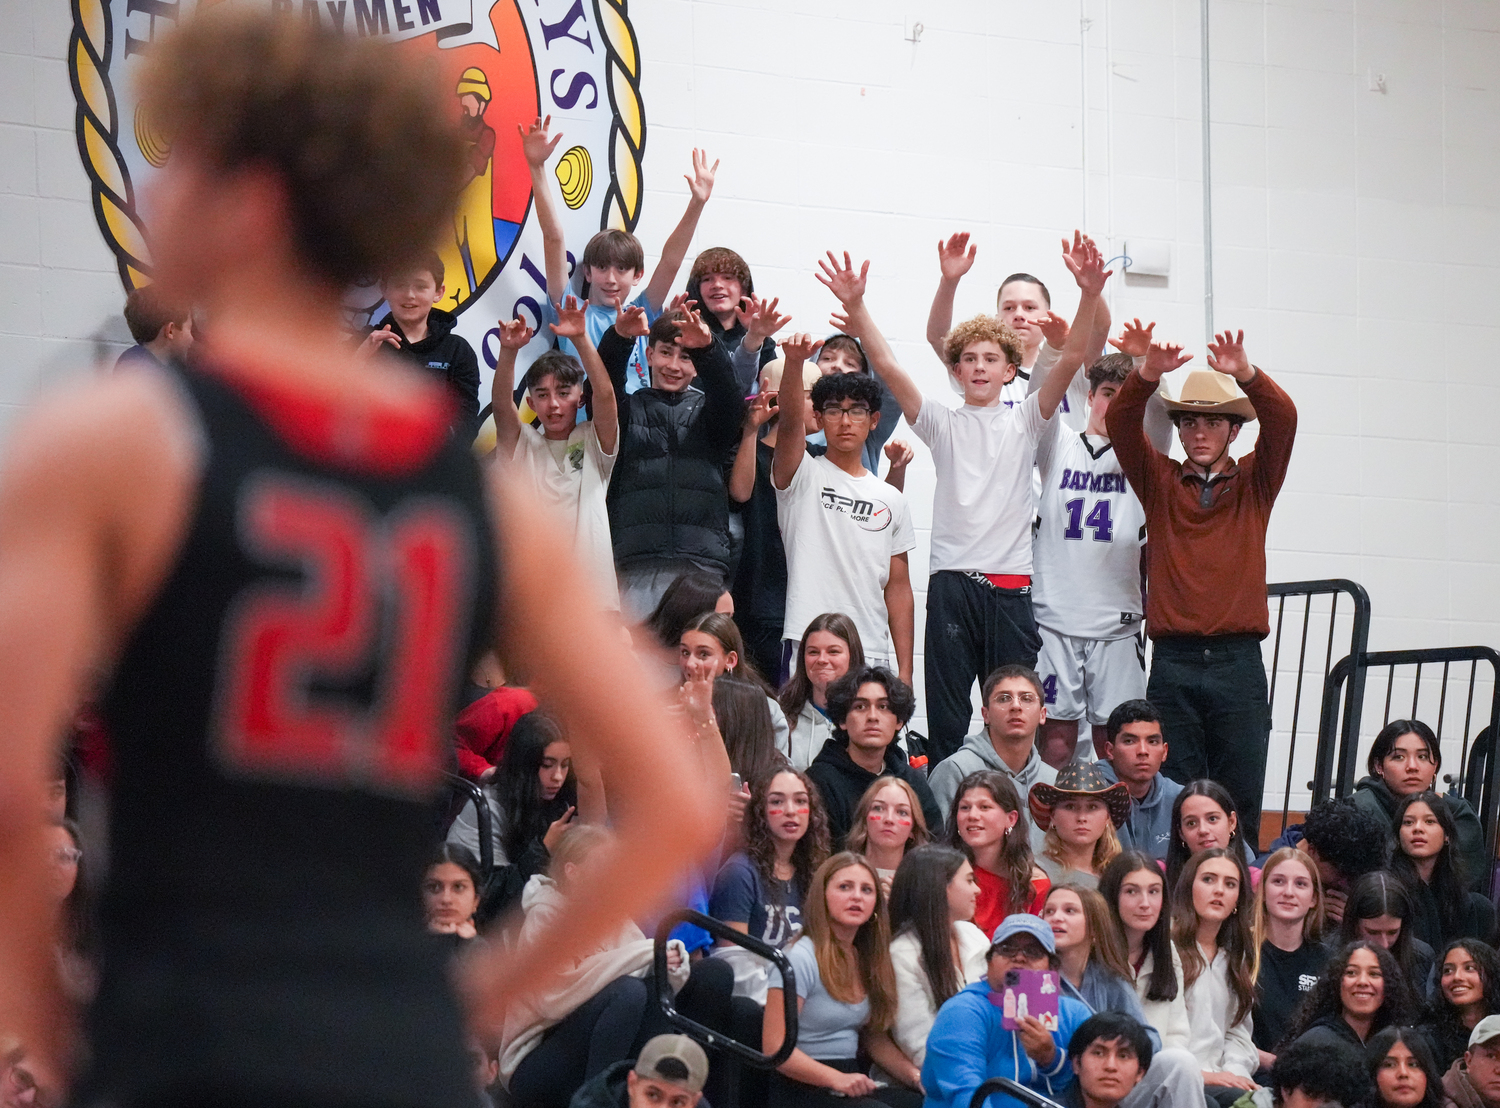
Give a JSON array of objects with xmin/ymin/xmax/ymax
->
[
  {"xmin": 1149, "ymin": 634, "xmax": 1271, "ymax": 837},
  {"xmin": 737, "ymin": 615, "xmax": 787, "ymax": 689},
  {"xmin": 510, "ymin": 975, "xmax": 647, "ymax": 1108},
  {"xmin": 924, "ymin": 571, "xmax": 1041, "ymax": 765},
  {"xmin": 769, "ymin": 1059, "xmax": 923, "ymax": 1108}
]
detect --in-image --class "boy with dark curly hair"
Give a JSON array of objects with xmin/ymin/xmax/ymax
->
[{"xmin": 806, "ymin": 666, "xmax": 940, "ymax": 846}]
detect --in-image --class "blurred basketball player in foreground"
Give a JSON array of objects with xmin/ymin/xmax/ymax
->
[{"xmin": 0, "ymin": 10, "xmax": 719, "ymax": 1106}]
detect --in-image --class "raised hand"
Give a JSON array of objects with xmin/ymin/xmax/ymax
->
[
  {"xmin": 937, "ymin": 232, "xmax": 977, "ymax": 281},
  {"xmin": 884, "ymin": 439, "xmax": 915, "ymax": 469},
  {"xmin": 497, "ymin": 316, "xmax": 535, "ymax": 350},
  {"xmin": 1060, "ymin": 229, "xmax": 1092, "ymax": 278},
  {"xmin": 675, "ymin": 300, "xmax": 713, "ymax": 349},
  {"xmin": 519, "ymin": 115, "xmax": 563, "ymax": 168},
  {"xmin": 678, "ymin": 665, "xmax": 716, "ymax": 729},
  {"xmin": 1108, "ymin": 318, "xmax": 1155, "ymax": 359},
  {"xmin": 1035, "ymin": 310, "xmax": 1070, "ymax": 349},
  {"xmin": 614, "ymin": 303, "xmax": 650, "ymax": 339},
  {"xmin": 746, "ymin": 389, "xmax": 778, "ymax": 430},
  {"xmin": 780, "ymin": 332, "xmax": 825, "ymax": 364},
  {"xmin": 815, "ymin": 251, "xmax": 870, "ymax": 306},
  {"xmin": 1064, "ymin": 234, "xmax": 1112, "ymax": 297},
  {"xmin": 735, "ymin": 295, "xmax": 792, "ymax": 345},
  {"xmin": 1142, "ymin": 340, "xmax": 1193, "ymax": 382},
  {"xmin": 686, "ymin": 148, "xmax": 719, "ymax": 204},
  {"xmin": 361, "ymin": 324, "xmax": 402, "ymax": 356},
  {"xmin": 1205, "ymin": 328, "xmax": 1253, "ymax": 381},
  {"xmin": 548, "ymin": 295, "xmax": 587, "ymax": 340}
]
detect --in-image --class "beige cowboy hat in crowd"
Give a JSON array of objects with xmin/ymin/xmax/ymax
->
[{"xmin": 1161, "ymin": 370, "xmax": 1257, "ymax": 422}]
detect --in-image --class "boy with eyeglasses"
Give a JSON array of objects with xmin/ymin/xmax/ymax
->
[
  {"xmin": 821, "ymin": 240, "xmax": 1110, "ymax": 765},
  {"xmin": 772, "ymin": 331, "xmax": 915, "ymax": 682}
]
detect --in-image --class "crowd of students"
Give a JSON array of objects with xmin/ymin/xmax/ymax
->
[{"xmin": 100, "ymin": 129, "xmax": 1500, "ymax": 1108}]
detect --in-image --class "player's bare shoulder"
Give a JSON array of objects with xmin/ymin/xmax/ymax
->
[{"xmin": 0, "ymin": 363, "xmax": 203, "ymax": 630}]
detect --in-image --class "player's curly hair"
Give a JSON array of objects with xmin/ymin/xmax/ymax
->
[
  {"xmin": 943, "ymin": 315, "xmax": 1024, "ymax": 368},
  {"xmin": 139, "ymin": 7, "xmax": 467, "ymax": 289}
]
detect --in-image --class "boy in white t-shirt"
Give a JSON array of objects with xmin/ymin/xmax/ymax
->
[
  {"xmin": 821, "ymin": 241, "xmax": 1110, "ymax": 766},
  {"xmin": 772, "ymin": 327, "xmax": 916, "ymax": 683},
  {"xmin": 491, "ymin": 296, "xmax": 620, "ymax": 609}
]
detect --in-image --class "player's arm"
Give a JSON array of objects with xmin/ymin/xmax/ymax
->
[
  {"xmin": 489, "ymin": 317, "xmax": 534, "ymax": 458},
  {"xmin": 642, "ymin": 149, "xmax": 718, "ymax": 312},
  {"xmin": 1037, "ymin": 234, "xmax": 1111, "ymax": 420},
  {"xmin": 550, "ymin": 296, "xmax": 618, "ymax": 455},
  {"xmin": 0, "ymin": 376, "xmax": 198, "ymax": 1076},
  {"xmin": 820, "ymin": 253, "xmax": 923, "ymax": 426},
  {"xmin": 771, "ymin": 333, "xmax": 823, "ymax": 491},
  {"xmin": 466, "ymin": 476, "xmax": 721, "ymax": 1025},
  {"xmin": 519, "ymin": 116, "xmax": 568, "ymax": 302},
  {"xmin": 677, "ymin": 301, "xmax": 746, "ymax": 450},
  {"xmin": 925, "ymin": 232, "xmax": 976, "ymax": 362},
  {"xmin": 885, "ymin": 552, "xmax": 914, "ymax": 686}
]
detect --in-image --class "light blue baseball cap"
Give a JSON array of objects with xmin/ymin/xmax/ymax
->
[{"xmin": 990, "ymin": 913, "xmax": 1056, "ymax": 955}]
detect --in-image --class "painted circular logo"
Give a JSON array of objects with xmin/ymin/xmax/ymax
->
[{"xmin": 69, "ymin": 0, "xmax": 645, "ymax": 347}]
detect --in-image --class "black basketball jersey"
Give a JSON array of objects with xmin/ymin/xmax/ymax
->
[{"xmin": 83, "ymin": 357, "xmax": 498, "ymax": 1108}]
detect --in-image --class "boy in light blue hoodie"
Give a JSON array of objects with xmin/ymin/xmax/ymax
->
[{"xmin": 921, "ymin": 915, "xmax": 1089, "ymax": 1108}]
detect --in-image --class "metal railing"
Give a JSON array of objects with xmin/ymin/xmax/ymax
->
[
  {"xmin": 441, "ymin": 773, "xmax": 495, "ymax": 886},
  {"xmin": 652, "ymin": 909, "xmax": 799, "ymax": 1067},
  {"xmin": 1262, "ymin": 579, "xmax": 1371, "ymax": 835},
  {"xmin": 1317, "ymin": 646, "xmax": 1500, "ymax": 882}
]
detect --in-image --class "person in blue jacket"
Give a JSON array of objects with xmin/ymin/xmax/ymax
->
[{"xmin": 921, "ymin": 914, "xmax": 1090, "ymax": 1108}]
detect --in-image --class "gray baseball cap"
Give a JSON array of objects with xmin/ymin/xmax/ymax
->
[
  {"xmin": 1470, "ymin": 1015, "xmax": 1500, "ymax": 1049},
  {"xmin": 990, "ymin": 913, "xmax": 1057, "ymax": 955},
  {"xmin": 635, "ymin": 1034, "xmax": 709, "ymax": 1093}
]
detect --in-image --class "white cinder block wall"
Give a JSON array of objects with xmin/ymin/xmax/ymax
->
[{"xmin": 2, "ymin": 0, "xmax": 1497, "ymax": 812}]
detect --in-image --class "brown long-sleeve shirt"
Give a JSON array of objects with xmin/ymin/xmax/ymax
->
[{"xmin": 1106, "ymin": 367, "xmax": 1297, "ymax": 639}]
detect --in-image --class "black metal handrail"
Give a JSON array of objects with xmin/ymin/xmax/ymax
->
[
  {"xmin": 968, "ymin": 1075, "xmax": 1068, "ymax": 1108},
  {"xmin": 1317, "ymin": 646, "xmax": 1500, "ymax": 887},
  {"xmin": 442, "ymin": 772, "xmax": 495, "ymax": 885},
  {"xmin": 1265, "ymin": 580, "xmax": 1371, "ymax": 828},
  {"xmin": 652, "ymin": 909, "xmax": 799, "ymax": 1068}
]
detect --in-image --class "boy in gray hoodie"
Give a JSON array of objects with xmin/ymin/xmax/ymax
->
[
  {"xmin": 929, "ymin": 664, "xmax": 1057, "ymax": 852},
  {"xmin": 1095, "ymin": 699, "xmax": 1183, "ymax": 863}
]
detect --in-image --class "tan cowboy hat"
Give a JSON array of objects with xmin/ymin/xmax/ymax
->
[
  {"xmin": 1161, "ymin": 370, "xmax": 1256, "ymax": 422},
  {"xmin": 1028, "ymin": 761, "xmax": 1132, "ymax": 831}
]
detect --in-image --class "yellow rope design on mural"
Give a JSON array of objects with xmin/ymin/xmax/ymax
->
[
  {"xmin": 69, "ymin": 0, "xmax": 152, "ymax": 289},
  {"xmin": 594, "ymin": 0, "xmax": 645, "ymax": 233}
]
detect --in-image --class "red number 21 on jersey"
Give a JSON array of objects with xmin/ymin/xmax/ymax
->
[{"xmin": 216, "ymin": 476, "xmax": 473, "ymax": 796}]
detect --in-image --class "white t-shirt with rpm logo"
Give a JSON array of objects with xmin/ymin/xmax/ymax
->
[{"xmin": 775, "ymin": 454, "xmax": 916, "ymax": 658}]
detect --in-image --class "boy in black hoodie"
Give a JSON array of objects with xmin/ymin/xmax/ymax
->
[
  {"xmin": 365, "ymin": 251, "xmax": 481, "ymax": 442},
  {"xmin": 807, "ymin": 664, "xmax": 940, "ymax": 847},
  {"xmin": 599, "ymin": 300, "xmax": 746, "ymax": 619}
]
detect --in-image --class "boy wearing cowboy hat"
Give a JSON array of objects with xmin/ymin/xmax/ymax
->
[{"xmin": 1104, "ymin": 328, "xmax": 1297, "ymax": 843}]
